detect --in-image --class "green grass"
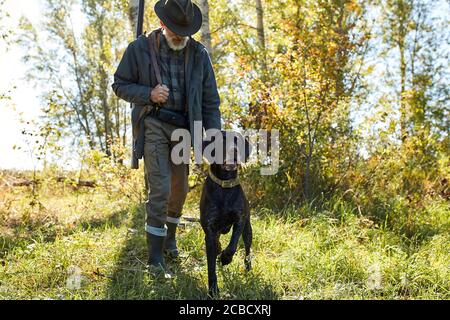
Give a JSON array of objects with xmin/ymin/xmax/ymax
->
[{"xmin": 0, "ymin": 183, "xmax": 449, "ymax": 300}]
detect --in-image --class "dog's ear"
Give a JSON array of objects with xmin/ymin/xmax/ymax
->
[
  {"xmin": 202, "ymin": 131, "xmax": 223, "ymax": 163},
  {"xmin": 202, "ymin": 131, "xmax": 219, "ymax": 152},
  {"xmin": 202, "ymin": 139, "xmax": 215, "ymax": 160},
  {"xmin": 244, "ymin": 137, "xmax": 252, "ymax": 162},
  {"xmin": 202, "ymin": 139, "xmax": 212, "ymax": 153},
  {"xmin": 233, "ymin": 133, "xmax": 252, "ymax": 164}
]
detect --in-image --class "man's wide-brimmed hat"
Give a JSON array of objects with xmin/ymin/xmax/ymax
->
[{"xmin": 154, "ymin": 0, "xmax": 203, "ymax": 37}]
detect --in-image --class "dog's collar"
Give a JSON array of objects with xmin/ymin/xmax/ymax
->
[{"xmin": 208, "ymin": 167, "xmax": 240, "ymax": 188}]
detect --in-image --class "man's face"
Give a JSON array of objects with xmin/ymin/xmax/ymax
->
[{"xmin": 161, "ymin": 21, "xmax": 189, "ymax": 51}]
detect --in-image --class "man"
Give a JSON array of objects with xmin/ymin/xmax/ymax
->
[{"xmin": 112, "ymin": 0, "xmax": 221, "ymax": 271}]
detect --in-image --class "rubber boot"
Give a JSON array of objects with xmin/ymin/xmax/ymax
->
[
  {"xmin": 164, "ymin": 222, "xmax": 179, "ymax": 259},
  {"xmin": 146, "ymin": 232, "xmax": 166, "ymax": 272}
]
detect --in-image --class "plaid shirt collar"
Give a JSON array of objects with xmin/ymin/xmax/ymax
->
[{"xmin": 158, "ymin": 34, "xmax": 187, "ymax": 112}]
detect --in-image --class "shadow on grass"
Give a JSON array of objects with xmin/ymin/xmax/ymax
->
[
  {"xmin": 220, "ymin": 268, "xmax": 280, "ymax": 300},
  {"xmin": 105, "ymin": 203, "xmax": 280, "ymax": 300},
  {"xmin": 0, "ymin": 208, "xmax": 130, "ymax": 259},
  {"xmin": 105, "ymin": 204, "xmax": 207, "ymax": 300},
  {"xmin": 78, "ymin": 209, "xmax": 130, "ymax": 231}
]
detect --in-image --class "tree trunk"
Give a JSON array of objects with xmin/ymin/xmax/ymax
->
[
  {"xmin": 303, "ymin": 157, "xmax": 312, "ymax": 201},
  {"xmin": 129, "ymin": 0, "xmax": 140, "ymax": 34},
  {"xmin": 255, "ymin": 0, "xmax": 267, "ymax": 75},
  {"xmin": 199, "ymin": 0, "xmax": 213, "ymax": 59},
  {"xmin": 395, "ymin": 0, "xmax": 409, "ymax": 143},
  {"xmin": 399, "ymin": 38, "xmax": 407, "ymax": 142},
  {"xmin": 97, "ymin": 15, "xmax": 112, "ymax": 157}
]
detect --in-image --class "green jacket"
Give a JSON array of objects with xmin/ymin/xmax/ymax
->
[{"xmin": 112, "ymin": 28, "xmax": 221, "ymax": 169}]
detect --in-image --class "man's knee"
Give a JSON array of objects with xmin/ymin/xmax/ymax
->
[
  {"xmin": 171, "ymin": 164, "xmax": 189, "ymax": 191},
  {"xmin": 149, "ymin": 179, "xmax": 171, "ymax": 201},
  {"xmin": 146, "ymin": 167, "xmax": 172, "ymax": 226}
]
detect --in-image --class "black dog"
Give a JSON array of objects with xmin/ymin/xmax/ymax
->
[{"xmin": 199, "ymin": 131, "xmax": 252, "ymax": 297}]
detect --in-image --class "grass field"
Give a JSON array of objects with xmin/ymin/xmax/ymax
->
[{"xmin": 0, "ymin": 175, "xmax": 449, "ymax": 300}]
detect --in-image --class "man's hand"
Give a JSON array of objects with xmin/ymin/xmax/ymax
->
[{"xmin": 150, "ymin": 84, "xmax": 169, "ymax": 104}]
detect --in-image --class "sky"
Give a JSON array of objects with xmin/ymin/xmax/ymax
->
[
  {"xmin": 0, "ymin": 0, "xmax": 43, "ymax": 170},
  {"xmin": 0, "ymin": 0, "xmax": 87, "ymax": 170}
]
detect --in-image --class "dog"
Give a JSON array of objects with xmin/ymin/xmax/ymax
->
[{"xmin": 199, "ymin": 131, "xmax": 252, "ymax": 298}]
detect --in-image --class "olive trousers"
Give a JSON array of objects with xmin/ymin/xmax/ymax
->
[{"xmin": 143, "ymin": 115, "xmax": 189, "ymax": 236}]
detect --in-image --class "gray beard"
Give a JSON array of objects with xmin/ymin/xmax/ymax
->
[{"xmin": 162, "ymin": 29, "xmax": 189, "ymax": 51}]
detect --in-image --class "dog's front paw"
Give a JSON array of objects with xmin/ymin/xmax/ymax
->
[
  {"xmin": 245, "ymin": 255, "xmax": 252, "ymax": 271},
  {"xmin": 207, "ymin": 283, "xmax": 219, "ymax": 299},
  {"xmin": 219, "ymin": 249, "xmax": 234, "ymax": 266}
]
